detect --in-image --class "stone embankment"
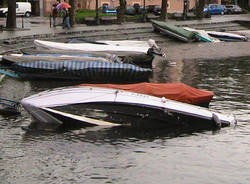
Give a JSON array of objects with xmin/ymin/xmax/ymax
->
[{"xmin": 0, "ymin": 15, "xmax": 250, "ymax": 61}]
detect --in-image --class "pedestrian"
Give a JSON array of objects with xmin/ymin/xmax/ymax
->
[
  {"xmin": 62, "ymin": 8, "xmax": 70, "ymax": 29},
  {"xmin": 52, "ymin": 4, "xmax": 58, "ymax": 27}
]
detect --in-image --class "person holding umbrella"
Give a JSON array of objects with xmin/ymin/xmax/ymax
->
[{"xmin": 56, "ymin": 1, "xmax": 71, "ymax": 29}]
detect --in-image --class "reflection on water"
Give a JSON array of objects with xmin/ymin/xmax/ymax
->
[{"xmin": 0, "ymin": 57, "xmax": 249, "ymax": 184}]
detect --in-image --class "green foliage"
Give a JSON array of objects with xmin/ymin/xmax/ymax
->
[
  {"xmin": 242, "ymin": 8, "xmax": 249, "ymax": 14},
  {"xmin": 167, "ymin": 13, "xmax": 175, "ymax": 19},
  {"xmin": 75, "ymin": 9, "xmax": 116, "ymax": 23},
  {"xmin": 74, "ymin": 9, "xmax": 185, "ymax": 24}
]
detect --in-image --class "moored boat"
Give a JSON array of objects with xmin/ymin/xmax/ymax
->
[
  {"xmin": 206, "ymin": 31, "xmax": 248, "ymax": 42},
  {"xmin": 34, "ymin": 39, "xmax": 156, "ymax": 54},
  {"xmin": 0, "ymin": 55, "xmax": 152, "ymax": 82},
  {"xmin": 1, "ymin": 54, "xmax": 119, "ymax": 64},
  {"xmin": 79, "ymin": 82, "xmax": 214, "ymax": 107},
  {"xmin": 20, "ymin": 48, "xmax": 155, "ymax": 68},
  {"xmin": 183, "ymin": 27, "xmax": 220, "ymax": 42},
  {"xmin": 21, "ymin": 86, "xmax": 236, "ymax": 130}
]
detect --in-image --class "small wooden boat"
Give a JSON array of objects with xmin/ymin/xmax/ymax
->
[
  {"xmin": 0, "ymin": 55, "xmax": 152, "ymax": 82},
  {"xmin": 21, "ymin": 86, "xmax": 236, "ymax": 130},
  {"xmin": 79, "ymin": 82, "xmax": 214, "ymax": 108},
  {"xmin": 151, "ymin": 19, "xmax": 196, "ymax": 42},
  {"xmin": 206, "ymin": 31, "xmax": 248, "ymax": 42}
]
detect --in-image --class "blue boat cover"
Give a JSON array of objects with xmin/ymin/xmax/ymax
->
[{"xmin": 12, "ymin": 60, "xmax": 152, "ymax": 80}]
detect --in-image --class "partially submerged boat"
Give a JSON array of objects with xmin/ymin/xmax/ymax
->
[
  {"xmin": 79, "ymin": 82, "xmax": 214, "ymax": 108},
  {"xmin": 0, "ymin": 55, "xmax": 152, "ymax": 82},
  {"xmin": 151, "ymin": 19, "xmax": 196, "ymax": 42},
  {"xmin": 21, "ymin": 86, "xmax": 236, "ymax": 130}
]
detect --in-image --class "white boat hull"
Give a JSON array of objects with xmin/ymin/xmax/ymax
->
[
  {"xmin": 34, "ymin": 39, "xmax": 154, "ymax": 54},
  {"xmin": 206, "ymin": 31, "xmax": 248, "ymax": 41}
]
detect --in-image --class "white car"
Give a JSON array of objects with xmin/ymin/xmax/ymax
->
[{"xmin": 0, "ymin": 2, "xmax": 31, "ymax": 17}]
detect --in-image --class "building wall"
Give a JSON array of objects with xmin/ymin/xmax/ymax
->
[{"xmin": 43, "ymin": 0, "xmax": 221, "ymax": 14}]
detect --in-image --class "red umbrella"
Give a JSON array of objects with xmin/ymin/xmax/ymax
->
[{"xmin": 56, "ymin": 2, "xmax": 71, "ymax": 9}]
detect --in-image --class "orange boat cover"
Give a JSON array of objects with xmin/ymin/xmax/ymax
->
[{"xmin": 79, "ymin": 83, "xmax": 214, "ymax": 105}]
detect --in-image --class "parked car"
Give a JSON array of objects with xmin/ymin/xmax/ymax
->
[
  {"xmin": 224, "ymin": 4, "xmax": 243, "ymax": 14},
  {"xmin": 102, "ymin": 5, "xmax": 117, "ymax": 14},
  {"xmin": 147, "ymin": 5, "xmax": 157, "ymax": 13},
  {"xmin": 203, "ymin": 4, "xmax": 225, "ymax": 15},
  {"xmin": 153, "ymin": 5, "xmax": 161, "ymax": 15},
  {"xmin": 0, "ymin": 2, "xmax": 31, "ymax": 17},
  {"xmin": 125, "ymin": 5, "xmax": 146, "ymax": 15},
  {"xmin": 125, "ymin": 6, "xmax": 136, "ymax": 15}
]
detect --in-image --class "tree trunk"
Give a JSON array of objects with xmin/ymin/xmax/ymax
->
[
  {"xmin": 95, "ymin": 0, "xmax": 100, "ymax": 24},
  {"xmin": 160, "ymin": 0, "xmax": 168, "ymax": 21},
  {"xmin": 6, "ymin": 0, "xmax": 16, "ymax": 29},
  {"xmin": 117, "ymin": 0, "xmax": 126, "ymax": 23},
  {"xmin": 69, "ymin": 0, "xmax": 75, "ymax": 26},
  {"xmin": 196, "ymin": 0, "xmax": 205, "ymax": 19}
]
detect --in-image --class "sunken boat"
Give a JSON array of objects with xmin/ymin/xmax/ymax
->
[{"xmin": 21, "ymin": 86, "xmax": 236, "ymax": 130}]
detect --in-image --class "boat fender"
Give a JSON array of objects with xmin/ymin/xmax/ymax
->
[
  {"xmin": 161, "ymin": 97, "xmax": 167, "ymax": 103},
  {"xmin": 212, "ymin": 113, "xmax": 221, "ymax": 128},
  {"xmin": 148, "ymin": 39, "xmax": 157, "ymax": 48}
]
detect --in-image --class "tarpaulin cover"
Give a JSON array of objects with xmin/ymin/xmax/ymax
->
[{"xmin": 80, "ymin": 82, "xmax": 214, "ymax": 105}]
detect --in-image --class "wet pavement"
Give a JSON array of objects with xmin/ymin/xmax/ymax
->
[{"xmin": 0, "ymin": 14, "xmax": 250, "ymax": 40}]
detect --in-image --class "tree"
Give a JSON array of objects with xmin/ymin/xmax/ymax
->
[
  {"xmin": 95, "ymin": 0, "xmax": 100, "ymax": 24},
  {"xmin": 117, "ymin": 0, "xmax": 126, "ymax": 23},
  {"xmin": 6, "ymin": 0, "xmax": 16, "ymax": 29},
  {"xmin": 160, "ymin": 0, "xmax": 168, "ymax": 21},
  {"xmin": 69, "ymin": 0, "xmax": 75, "ymax": 26},
  {"xmin": 196, "ymin": 0, "xmax": 205, "ymax": 19}
]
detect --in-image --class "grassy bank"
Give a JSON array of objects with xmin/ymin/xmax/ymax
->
[{"xmin": 75, "ymin": 9, "xmax": 116, "ymax": 23}]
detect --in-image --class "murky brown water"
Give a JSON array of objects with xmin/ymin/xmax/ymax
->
[{"xmin": 0, "ymin": 57, "xmax": 249, "ymax": 184}]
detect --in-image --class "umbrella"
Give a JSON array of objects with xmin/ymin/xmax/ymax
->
[{"xmin": 56, "ymin": 2, "xmax": 71, "ymax": 9}]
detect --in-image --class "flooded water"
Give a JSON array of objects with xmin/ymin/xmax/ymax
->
[{"xmin": 0, "ymin": 57, "xmax": 249, "ymax": 184}]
